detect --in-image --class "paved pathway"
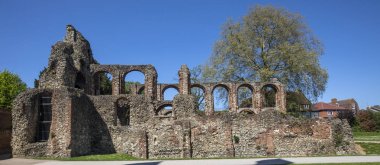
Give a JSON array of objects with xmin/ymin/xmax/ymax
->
[{"xmin": 1, "ymin": 156, "xmax": 380, "ymax": 165}]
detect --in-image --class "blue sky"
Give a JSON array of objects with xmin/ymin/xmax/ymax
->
[{"xmin": 0, "ymin": 0, "xmax": 379, "ymax": 108}]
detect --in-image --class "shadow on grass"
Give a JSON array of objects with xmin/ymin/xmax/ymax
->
[{"xmin": 256, "ymin": 158, "xmax": 293, "ymax": 165}]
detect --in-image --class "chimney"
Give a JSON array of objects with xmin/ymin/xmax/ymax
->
[{"xmin": 331, "ymin": 98, "xmax": 337, "ymax": 105}]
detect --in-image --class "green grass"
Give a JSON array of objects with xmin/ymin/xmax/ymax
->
[
  {"xmin": 38, "ymin": 153, "xmax": 139, "ymax": 161},
  {"xmin": 353, "ymin": 132, "xmax": 380, "ymax": 141},
  {"xmin": 357, "ymin": 142, "xmax": 380, "ymax": 155}
]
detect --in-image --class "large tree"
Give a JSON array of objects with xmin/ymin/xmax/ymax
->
[
  {"xmin": 200, "ymin": 5, "xmax": 328, "ymax": 101},
  {"xmin": 0, "ymin": 70, "xmax": 27, "ymax": 109}
]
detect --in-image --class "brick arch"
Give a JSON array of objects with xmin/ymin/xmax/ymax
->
[
  {"xmin": 123, "ymin": 70, "xmax": 145, "ymax": 95},
  {"xmin": 155, "ymin": 102, "xmax": 173, "ymax": 116},
  {"xmin": 190, "ymin": 83, "xmax": 206, "ymax": 93},
  {"xmin": 238, "ymin": 108, "xmax": 255, "ymax": 114},
  {"xmin": 115, "ymin": 97, "xmax": 130, "ymax": 126},
  {"xmin": 211, "ymin": 83, "xmax": 231, "ymax": 112},
  {"xmin": 260, "ymin": 83, "xmax": 279, "ymax": 92},
  {"xmin": 260, "ymin": 83, "xmax": 279, "ymax": 108},
  {"xmin": 121, "ymin": 65, "xmax": 157, "ymax": 100},
  {"xmin": 236, "ymin": 83, "xmax": 254, "ymax": 109},
  {"xmin": 237, "ymin": 83, "xmax": 254, "ymax": 92},
  {"xmin": 161, "ymin": 84, "xmax": 179, "ymax": 101},
  {"xmin": 122, "ymin": 69, "xmax": 146, "ymax": 79},
  {"xmin": 116, "ymin": 97, "xmax": 129, "ymax": 106},
  {"xmin": 212, "ymin": 83, "xmax": 230, "ymax": 93}
]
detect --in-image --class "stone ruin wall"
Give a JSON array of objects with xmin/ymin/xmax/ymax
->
[{"xmin": 11, "ymin": 25, "xmax": 357, "ymax": 158}]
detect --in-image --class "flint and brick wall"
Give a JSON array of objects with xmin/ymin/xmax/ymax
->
[{"xmin": 11, "ymin": 25, "xmax": 356, "ymax": 159}]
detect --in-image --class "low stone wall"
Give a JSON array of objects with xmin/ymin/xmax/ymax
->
[
  {"xmin": 11, "ymin": 89, "xmax": 357, "ymax": 158},
  {"xmin": 0, "ymin": 108, "xmax": 11, "ymax": 155}
]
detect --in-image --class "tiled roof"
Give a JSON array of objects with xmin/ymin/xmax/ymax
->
[{"xmin": 312, "ymin": 102, "xmax": 348, "ymax": 111}]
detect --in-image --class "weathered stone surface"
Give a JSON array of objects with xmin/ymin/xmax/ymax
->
[{"xmin": 12, "ymin": 25, "xmax": 356, "ymax": 159}]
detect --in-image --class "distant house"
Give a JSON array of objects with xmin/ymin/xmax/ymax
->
[
  {"xmin": 330, "ymin": 98, "xmax": 359, "ymax": 114},
  {"xmin": 311, "ymin": 102, "xmax": 348, "ymax": 118},
  {"xmin": 367, "ymin": 105, "xmax": 380, "ymax": 112},
  {"xmin": 308, "ymin": 98, "xmax": 358, "ymax": 119}
]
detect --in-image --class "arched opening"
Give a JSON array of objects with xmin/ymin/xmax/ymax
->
[
  {"xmin": 213, "ymin": 85, "xmax": 229, "ymax": 112},
  {"xmin": 36, "ymin": 92, "xmax": 52, "ymax": 142},
  {"xmin": 237, "ymin": 85, "xmax": 253, "ymax": 108},
  {"xmin": 163, "ymin": 86, "xmax": 179, "ymax": 101},
  {"xmin": 94, "ymin": 71, "xmax": 112, "ymax": 95},
  {"xmin": 261, "ymin": 84, "xmax": 277, "ymax": 108},
  {"xmin": 124, "ymin": 70, "xmax": 145, "ymax": 95},
  {"xmin": 239, "ymin": 109, "xmax": 254, "ymax": 114},
  {"xmin": 74, "ymin": 72, "xmax": 86, "ymax": 90},
  {"xmin": 116, "ymin": 98, "xmax": 130, "ymax": 126},
  {"xmin": 191, "ymin": 86, "xmax": 205, "ymax": 111},
  {"xmin": 156, "ymin": 104, "xmax": 173, "ymax": 117}
]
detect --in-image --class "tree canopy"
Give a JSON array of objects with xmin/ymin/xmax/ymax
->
[
  {"xmin": 0, "ymin": 70, "xmax": 27, "ymax": 109},
  {"xmin": 198, "ymin": 5, "xmax": 328, "ymax": 101}
]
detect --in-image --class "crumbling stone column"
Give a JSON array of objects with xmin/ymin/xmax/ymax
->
[
  {"xmin": 156, "ymin": 84, "xmax": 163, "ymax": 101},
  {"xmin": 271, "ymin": 78, "xmax": 286, "ymax": 113},
  {"xmin": 144, "ymin": 65, "xmax": 157, "ymax": 100},
  {"xmin": 253, "ymin": 82, "xmax": 262, "ymax": 113},
  {"xmin": 181, "ymin": 121, "xmax": 192, "ymax": 158},
  {"xmin": 112, "ymin": 72, "xmax": 121, "ymax": 95},
  {"xmin": 136, "ymin": 130, "xmax": 148, "ymax": 159},
  {"xmin": 224, "ymin": 121, "xmax": 235, "ymax": 158},
  {"xmin": 229, "ymin": 83, "xmax": 237, "ymax": 113},
  {"xmin": 178, "ymin": 65, "xmax": 190, "ymax": 95},
  {"xmin": 205, "ymin": 85, "xmax": 214, "ymax": 116}
]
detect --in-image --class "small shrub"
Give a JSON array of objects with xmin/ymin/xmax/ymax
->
[{"xmin": 233, "ymin": 135, "xmax": 240, "ymax": 144}]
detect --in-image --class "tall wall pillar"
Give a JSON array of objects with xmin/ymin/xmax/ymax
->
[
  {"xmin": 112, "ymin": 72, "xmax": 121, "ymax": 95},
  {"xmin": 253, "ymin": 83, "xmax": 262, "ymax": 113},
  {"xmin": 229, "ymin": 83, "xmax": 237, "ymax": 112},
  {"xmin": 144, "ymin": 65, "xmax": 157, "ymax": 100},
  {"xmin": 181, "ymin": 121, "xmax": 192, "ymax": 158},
  {"xmin": 156, "ymin": 84, "xmax": 163, "ymax": 101},
  {"xmin": 205, "ymin": 85, "xmax": 214, "ymax": 116},
  {"xmin": 178, "ymin": 65, "xmax": 190, "ymax": 95},
  {"xmin": 273, "ymin": 81, "xmax": 286, "ymax": 113}
]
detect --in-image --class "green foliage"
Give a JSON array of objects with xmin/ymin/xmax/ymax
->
[
  {"xmin": 125, "ymin": 81, "xmax": 142, "ymax": 94},
  {"xmin": 337, "ymin": 110, "xmax": 356, "ymax": 127},
  {"xmin": 99, "ymin": 73, "xmax": 112, "ymax": 95},
  {"xmin": 286, "ymin": 91, "xmax": 311, "ymax": 112},
  {"xmin": 356, "ymin": 111, "xmax": 380, "ymax": 132},
  {"xmin": 199, "ymin": 5, "xmax": 328, "ymax": 101},
  {"xmin": 233, "ymin": 135, "xmax": 240, "ymax": 144},
  {"xmin": 334, "ymin": 132, "xmax": 344, "ymax": 147},
  {"xmin": 190, "ymin": 66, "xmax": 206, "ymax": 111},
  {"xmin": 0, "ymin": 70, "xmax": 27, "ymax": 109}
]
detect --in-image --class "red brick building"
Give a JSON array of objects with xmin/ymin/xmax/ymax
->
[{"xmin": 310, "ymin": 98, "xmax": 359, "ymax": 119}]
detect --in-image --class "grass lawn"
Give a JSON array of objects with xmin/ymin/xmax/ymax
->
[
  {"xmin": 38, "ymin": 153, "xmax": 139, "ymax": 161},
  {"xmin": 356, "ymin": 142, "xmax": 380, "ymax": 155},
  {"xmin": 353, "ymin": 132, "xmax": 380, "ymax": 141}
]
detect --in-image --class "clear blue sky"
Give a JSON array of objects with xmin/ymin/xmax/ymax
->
[{"xmin": 0, "ymin": 0, "xmax": 379, "ymax": 108}]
